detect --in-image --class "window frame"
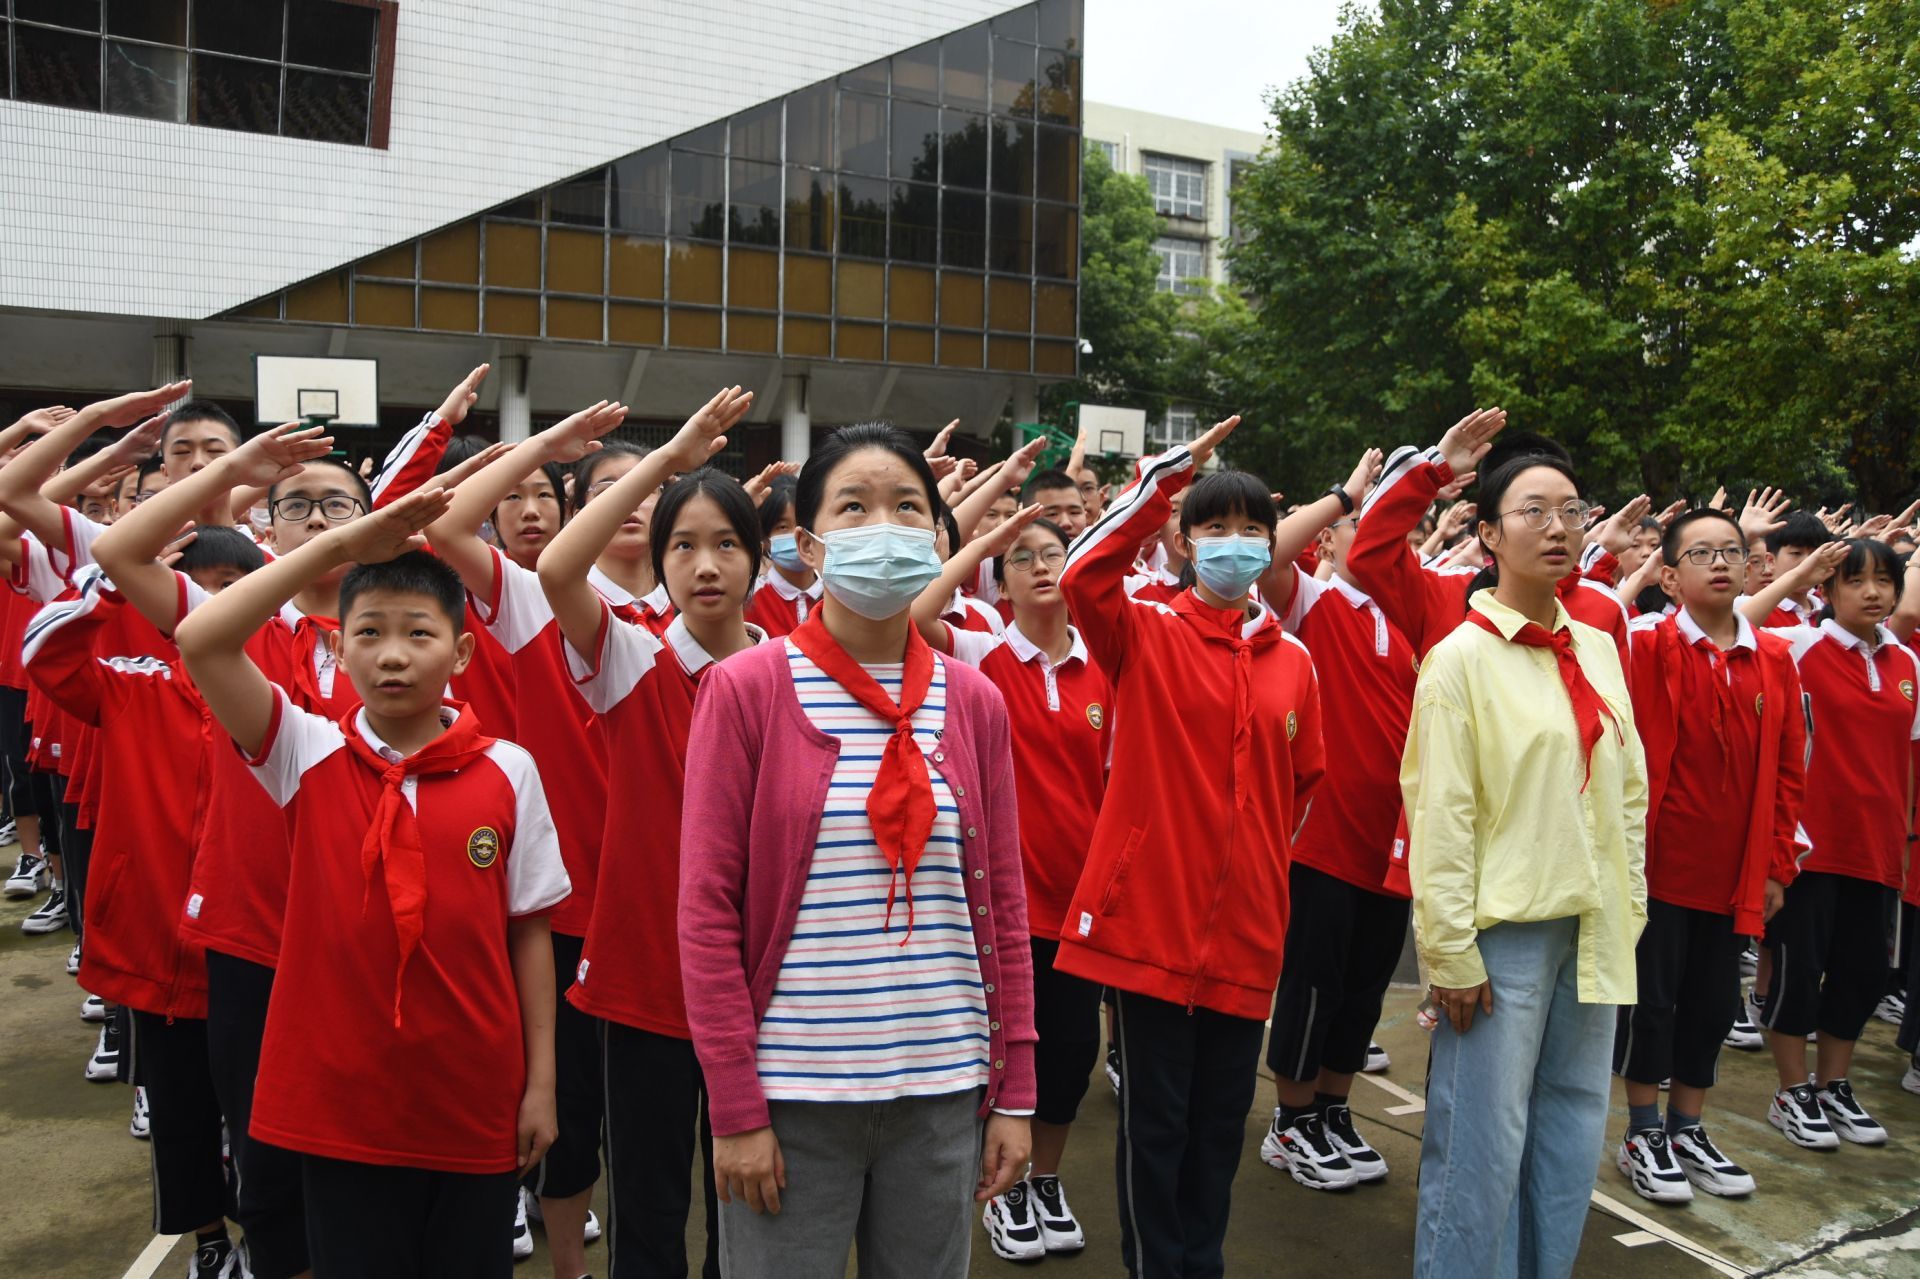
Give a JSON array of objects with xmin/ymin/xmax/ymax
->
[{"xmin": 1143, "ymin": 151, "xmax": 1207, "ymax": 220}]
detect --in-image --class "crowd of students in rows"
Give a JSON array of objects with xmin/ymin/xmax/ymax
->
[{"xmin": 5, "ymin": 369, "xmax": 1920, "ymax": 1279}]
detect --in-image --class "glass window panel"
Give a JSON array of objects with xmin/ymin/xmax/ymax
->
[
  {"xmin": 107, "ymin": 0, "xmax": 185, "ymax": 44},
  {"xmin": 992, "ymin": 36, "xmax": 1034, "ymax": 116},
  {"xmin": 358, "ymin": 244, "xmax": 415, "ymax": 279},
  {"xmin": 193, "ymin": 0, "xmax": 279, "ymax": 57},
  {"xmin": 891, "ymin": 328, "xmax": 935, "ymax": 365},
  {"xmin": 728, "ymin": 247, "xmax": 778, "ymax": 310},
  {"xmin": 1038, "ymin": 0, "xmax": 1081, "ymax": 53},
  {"xmin": 485, "ymin": 222, "xmax": 540, "ymax": 290},
  {"xmin": 1034, "ymin": 203, "xmax": 1076, "ymax": 279},
  {"xmin": 421, "ymin": 223, "xmax": 479, "ymax": 284},
  {"xmin": 15, "ymin": 26, "xmax": 102, "ymax": 112},
  {"xmin": 19, "ymin": 0, "xmax": 99, "ymax": 29},
  {"xmin": 485, "ymin": 292, "xmax": 540, "ymax": 337},
  {"xmin": 232, "ymin": 296, "xmax": 282, "ymax": 320},
  {"xmin": 191, "ymin": 53, "xmax": 279, "ymax": 133},
  {"xmin": 839, "ymin": 58, "xmax": 886, "ymax": 95},
  {"xmin": 105, "ymin": 41, "xmax": 187, "ymax": 122},
  {"xmin": 892, "ymin": 181, "xmax": 939, "ymax": 265},
  {"xmin": 677, "ymin": 120, "xmax": 725, "ymax": 153},
  {"xmin": 548, "ymin": 297, "xmax": 603, "ymax": 341},
  {"xmin": 728, "ymin": 312, "xmax": 777, "ymax": 353},
  {"xmin": 837, "ymin": 176, "xmax": 888, "ymax": 259},
  {"xmin": 784, "ymin": 255, "xmax": 832, "ymax": 315},
  {"xmin": 941, "ymin": 25, "xmax": 988, "ymax": 110},
  {"xmin": 890, "ymin": 265, "xmax": 935, "ymax": 325},
  {"xmin": 835, "ymin": 261, "xmax": 884, "ymax": 320},
  {"xmin": 668, "ymin": 241, "xmax": 722, "ymax": 304},
  {"xmin": 1037, "ymin": 51, "xmax": 1079, "ymax": 126},
  {"xmin": 891, "ymin": 100, "xmax": 940, "ymax": 182},
  {"xmin": 546, "ymin": 228, "xmax": 604, "ymax": 294},
  {"xmin": 943, "ymin": 110, "xmax": 988, "ymax": 189},
  {"xmin": 732, "ymin": 99, "xmax": 781, "ymax": 162},
  {"xmin": 612, "ymin": 149, "xmax": 668, "ymax": 235},
  {"xmin": 1036, "ymin": 281, "xmax": 1075, "ymax": 335},
  {"xmin": 285, "ymin": 272, "xmax": 348, "ymax": 323},
  {"xmin": 549, "ymin": 169, "xmax": 608, "ymax": 227},
  {"xmin": 283, "ymin": 68, "xmax": 369, "ymax": 145},
  {"xmin": 1152, "ymin": 235, "xmax": 1206, "ymax": 294},
  {"xmin": 988, "ymin": 334, "xmax": 1030, "ymax": 372},
  {"xmin": 989, "ymin": 276, "xmax": 1032, "ymax": 331},
  {"xmin": 420, "ymin": 287, "xmax": 479, "ymax": 332},
  {"xmin": 784, "ymin": 168, "xmax": 834, "ymax": 253},
  {"xmin": 837, "ymin": 92, "xmax": 887, "ymax": 176},
  {"xmin": 670, "ymin": 151, "xmax": 726, "ymax": 240},
  {"xmin": 1144, "ymin": 153, "xmax": 1207, "ymax": 219},
  {"xmin": 668, "ymin": 308, "xmax": 721, "ymax": 350},
  {"xmin": 990, "ymin": 119, "xmax": 1034, "ymax": 197},
  {"xmin": 942, "ymin": 189, "xmax": 986, "ymax": 269},
  {"xmin": 891, "ymin": 40, "xmax": 938, "ymax": 103},
  {"xmin": 990, "ymin": 197, "xmax": 1032, "ymax": 274},
  {"xmin": 939, "ymin": 331, "xmax": 983, "ymax": 369},
  {"xmin": 354, "ymin": 281, "xmax": 413, "ymax": 327},
  {"xmin": 1035, "ymin": 338, "xmax": 1076, "ymax": 375},
  {"xmin": 1036, "ymin": 124, "xmax": 1078, "ymax": 203},
  {"xmin": 993, "ymin": 7, "xmax": 1037, "ymax": 40},
  {"xmin": 287, "ymin": 1, "xmax": 378, "ymax": 74},
  {"xmin": 728, "ymin": 159, "xmax": 781, "ymax": 246},
  {"xmin": 838, "ymin": 322, "xmax": 884, "ymax": 362},
  {"xmin": 785, "ymin": 317, "xmax": 831, "ymax": 357},
  {"xmin": 939, "ymin": 273, "xmax": 984, "ymax": 328},
  {"xmin": 493, "ymin": 194, "xmax": 542, "ymax": 220},
  {"xmin": 785, "ymin": 84, "xmax": 831, "ymax": 168},
  {"xmin": 609, "ymin": 236, "xmax": 665, "ymax": 299},
  {"xmin": 609, "ymin": 303, "xmax": 663, "ymax": 345}
]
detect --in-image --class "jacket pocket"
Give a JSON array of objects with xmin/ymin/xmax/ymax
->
[{"xmin": 1098, "ymin": 826, "xmax": 1147, "ymax": 915}]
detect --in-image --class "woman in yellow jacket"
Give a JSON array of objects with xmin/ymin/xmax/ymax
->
[{"xmin": 1401, "ymin": 451, "xmax": 1647, "ymax": 1279}]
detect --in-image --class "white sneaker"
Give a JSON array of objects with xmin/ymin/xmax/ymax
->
[
  {"xmin": 1260, "ymin": 1108, "xmax": 1360, "ymax": 1190},
  {"xmin": 1105, "ymin": 1044, "xmax": 1121, "ymax": 1096},
  {"xmin": 4, "ymin": 850, "xmax": 45, "ymax": 899},
  {"xmin": 1903, "ymin": 1058, "xmax": 1920, "ymax": 1097},
  {"xmin": 1723, "ymin": 1007, "xmax": 1763, "ymax": 1051},
  {"xmin": 130, "ymin": 1086, "xmax": 150, "ymax": 1140},
  {"xmin": 0, "ymin": 819, "xmax": 17, "ymax": 847},
  {"xmin": 66, "ymin": 942, "xmax": 80, "ymax": 976},
  {"xmin": 583, "ymin": 1208, "xmax": 601, "ymax": 1243},
  {"xmin": 1738, "ymin": 943, "xmax": 1758, "ymax": 981},
  {"xmin": 982, "ymin": 1179, "xmax": 1047, "ymax": 1261},
  {"xmin": 1669, "ymin": 1125, "xmax": 1754, "ymax": 1197},
  {"xmin": 1617, "ymin": 1130, "xmax": 1694, "ymax": 1203},
  {"xmin": 1362, "ymin": 1041, "xmax": 1390, "ymax": 1073},
  {"xmin": 524, "ymin": 1194, "xmax": 603, "ymax": 1244},
  {"xmin": 20, "ymin": 883, "xmax": 66, "ymax": 933},
  {"xmin": 512, "ymin": 1187, "xmax": 532, "ymax": 1261},
  {"xmin": 1816, "ymin": 1079, "xmax": 1888, "ymax": 1145},
  {"xmin": 1028, "ymin": 1174, "xmax": 1085, "ymax": 1252},
  {"xmin": 80, "ymin": 994, "xmax": 106, "ymax": 1023},
  {"xmin": 1321, "ymin": 1102, "xmax": 1388, "ymax": 1181},
  {"xmin": 85, "ymin": 1019, "xmax": 120, "ymax": 1082},
  {"xmin": 1769, "ymin": 1084, "xmax": 1840, "ymax": 1149},
  {"xmin": 1876, "ymin": 992, "xmax": 1907, "ymax": 1026}
]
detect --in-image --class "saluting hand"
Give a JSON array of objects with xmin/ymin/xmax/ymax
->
[
  {"xmin": 1435, "ymin": 407, "xmax": 1506, "ymax": 479},
  {"xmin": 227, "ymin": 423, "xmax": 337, "ymax": 488},
  {"xmin": 1186, "ymin": 414, "xmax": 1242, "ymax": 469},
  {"xmin": 436, "ymin": 364, "xmax": 490, "ymax": 427},
  {"xmin": 332, "ymin": 486, "xmax": 452, "ymax": 564}
]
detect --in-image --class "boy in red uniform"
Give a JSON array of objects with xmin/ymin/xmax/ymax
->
[
  {"xmin": 176, "ymin": 489, "xmax": 569, "ymax": 1279},
  {"xmin": 1613, "ymin": 509, "xmax": 1807, "ymax": 1203}
]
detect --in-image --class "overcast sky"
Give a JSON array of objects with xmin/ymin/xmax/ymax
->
[{"xmin": 1082, "ymin": 0, "xmax": 1360, "ymax": 134}]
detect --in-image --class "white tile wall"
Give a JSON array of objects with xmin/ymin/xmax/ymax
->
[{"xmin": 0, "ymin": 0, "xmax": 1019, "ymax": 320}]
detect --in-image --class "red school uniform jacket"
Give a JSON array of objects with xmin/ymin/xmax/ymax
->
[
  {"xmin": 1781, "ymin": 622, "xmax": 1920, "ymax": 889},
  {"xmin": 745, "ymin": 571, "xmax": 824, "ymax": 638},
  {"xmin": 1055, "ymin": 446, "xmax": 1325, "ymax": 1020},
  {"xmin": 244, "ymin": 691, "xmax": 569, "ymax": 1173},
  {"xmin": 1629, "ymin": 610, "xmax": 1807, "ymax": 936},
  {"xmin": 948, "ymin": 622, "xmax": 1113, "ymax": 940}
]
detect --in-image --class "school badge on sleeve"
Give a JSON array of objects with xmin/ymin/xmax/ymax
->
[
  {"xmin": 1903, "ymin": 680, "xmax": 1916, "ymax": 703},
  {"xmin": 1286, "ymin": 710, "xmax": 1299, "ymax": 741},
  {"xmin": 467, "ymin": 826, "xmax": 501, "ymax": 869},
  {"xmin": 1086, "ymin": 702, "xmax": 1104, "ymax": 730},
  {"xmin": 1755, "ymin": 693, "xmax": 1765, "ymax": 715}
]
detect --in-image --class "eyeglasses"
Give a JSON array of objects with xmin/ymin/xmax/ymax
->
[
  {"xmin": 1005, "ymin": 547, "xmax": 1067, "ymax": 572},
  {"xmin": 1497, "ymin": 500, "xmax": 1592, "ymax": 531},
  {"xmin": 1677, "ymin": 546, "xmax": 1750, "ymax": 566},
  {"xmin": 271, "ymin": 495, "xmax": 364, "ymax": 523}
]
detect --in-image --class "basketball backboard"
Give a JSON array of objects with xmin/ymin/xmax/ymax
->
[
  {"xmin": 254, "ymin": 355, "xmax": 379, "ymax": 427},
  {"xmin": 1077, "ymin": 403, "xmax": 1147, "ymax": 459}
]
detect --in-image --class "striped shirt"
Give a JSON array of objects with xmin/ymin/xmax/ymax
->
[{"xmin": 755, "ymin": 641, "xmax": 990, "ymax": 1102}]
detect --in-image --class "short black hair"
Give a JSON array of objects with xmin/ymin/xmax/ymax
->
[
  {"xmin": 650, "ymin": 467, "xmax": 764, "ymax": 597},
  {"xmin": 164, "ymin": 400, "xmax": 243, "ymax": 449},
  {"xmin": 1817, "ymin": 537, "xmax": 1905, "ymax": 621},
  {"xmin": 1767, "ymin": 511, "xmax": 1834, "ymax": 554},
  {"xmin": 432, "ymin": 434, "xmax": 492, "ymax": 476},
  {"xmin": 1478, "ymin": 431, "xmax": 1575, "ymax": 489},
  {"xmin": 1024, "ymin": 468, "xmax": 1078, "ymax": 498},
  {"xmin": 1660, "ymin": 508, "xmax": 1743, "ymax": 564},
  {"xmin": 266, "ymin": 458, "xmax": 372, "ymax": 509},
  {"xmin": 937, "ymin": 507, "xmax": 961, "ymax": 557},
  {"xmin": 794, "ymin": 422, "xmax": 943, "ymax": 531},
  {"xmin": 338, "ymin": 551, "xmax": 466, "ymax": 631},
  {"xmin": 134, "ymin": 455, "xmax": 166, "ymax": 484},
  {"xmin": 571, "ymin": 440, "xmax": 649, "ymax": 513},
  {"xmin": 992, "ymin": 516, "xmax": 1070, "ymax": 584},
  {"xmin": 1180, "ymin": 470, "xmax": 1277, "ymax": 537},
  {"xmin": 758, "ymin": 476, "xmax": 797, "ymax": 541},
  {"xmin": 175, "ymin": 525, "xmax": 264, "ymax": 577}
]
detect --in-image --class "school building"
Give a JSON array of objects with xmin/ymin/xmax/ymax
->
[{"xmin": 0, "ymin": 0, "xmax": 1086, "ymax": 464}]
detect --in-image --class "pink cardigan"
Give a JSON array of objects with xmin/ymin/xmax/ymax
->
[{"xmin": 679, "ymin": 639, "xmax": 1038, "ymax": 1137}]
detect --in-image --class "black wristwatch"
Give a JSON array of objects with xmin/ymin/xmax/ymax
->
[{"xmin": 1327, "ymin": 484, "xmax": 1355, "ymax": 515}]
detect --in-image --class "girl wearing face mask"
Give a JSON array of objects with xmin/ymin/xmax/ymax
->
[
  {"xmin": 680, "ymin": 422, "xmax": 1036, "ymax": 1278},
  {"xmin": 746, "ymin": 476, "xmax": 822, "ymax": 637},
  {"xmin": 1052, "ymin": 415, "xmax": 1325, "ymax": 1279}
]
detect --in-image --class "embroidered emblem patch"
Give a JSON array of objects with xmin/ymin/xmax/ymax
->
[
  {"xmin": 1086, "ymin": 702, "xmax": 1104, "ymax": 730},
  {"xmin": 1755, "ymin": 693, "xmax": 1765, "ymax": 715},
  {"xmin": 468, "ymin": 826, "xmax": 500, "ymax": 869},
  {"xmin": 1903, "ymin": 680, "xmax": 1916, "ymax": 703},
  {"xmin": 1286, "ymin": 710, "xmax": 1299, "ymax": 741}
]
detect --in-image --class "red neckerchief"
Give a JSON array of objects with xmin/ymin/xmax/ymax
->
[
  {"xmin": 339, "ymin": 703, "xmax": 495, "ymax": 1026},
  {"xmin": 1467, "ymin": 608, "xmax": 1617, "ymax": 790},
  {"xmin": 788, "ymin": 614, "xmax": 936, "ymax": 940},
  {"xmin": 289, "ymin": 614, "xmax": 340, "ymax": 707},
  {"xmin": 1692, "ymin": 636, "xmax": 1740, "ymax": 788}
]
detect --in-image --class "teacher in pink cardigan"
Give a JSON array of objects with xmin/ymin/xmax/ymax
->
[{"xmin": 679, "ymin": 422, "xmax": 1036, "ymax": 1278}]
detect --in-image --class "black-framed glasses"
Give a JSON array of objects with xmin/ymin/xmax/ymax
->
[
  {"xmin": 271, "ymin": 495, "xmax": 364, "ymax": 522},
  {"xmin": 1005, "ymin": 546, "xmax": 1067, "ymax": 572},
  {"xmin": 1498, "ymin": 500, "xmax": 1591, "ymax": 531},
  {"xmin": 1677, "ymin": 546, "xmax": 1750, "ymax": 566}
]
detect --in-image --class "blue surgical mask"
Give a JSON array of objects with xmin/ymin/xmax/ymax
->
[
  {"xmin": 1190, "ymin": 535, "xmax": 1272, "ymax": 599},
  {"xmin": 768, "ymin": 532, "xmax": 806, "ymax": 573},
  {"xmin": 811, "ymin": 522, "xmax": 942, "ymax": 620}
]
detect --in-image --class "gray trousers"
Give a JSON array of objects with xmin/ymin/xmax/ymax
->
[{"xmin": 717, "ymin": 1088, "xmax": 984, "ymax": 1279}]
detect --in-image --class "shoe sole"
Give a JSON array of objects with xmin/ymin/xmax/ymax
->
[
  {"xmin": 1768, "ymin": 1108, "xmax": 1839, "ymax": 1150},
  {"xmin": 1679, "ymin": 1168, "xmax": 1754, "ymax": 1197},
  {"xmin": 2, "ymin": 884, "xmax": 39, "ymax": 899},
  {"xmin": 1260, "ymin": 1138, "xmax": 1361, "ymax": 1191},
  {"xmin": 21, "ymin": 918, "xmax": 68, "ymax": 934},
  {"xmin": 1826, "ymin": 1123, "xmax": 1888, "ymax": 1146},
  {"xmin": 1039, "ymin": 1229, "xmax": 1087, "ymax": 1254},
  {"xmin": 981, "ymin": 1204, "xmax": 1047, "ymax": 1262},
  {"xmin": 84, "ymin": 1064, "xmax": 119, "ymax": 1083},
  {"xmin": 1615, "ymin": 1156, "xmax": 1694, "ymax": 1204}
]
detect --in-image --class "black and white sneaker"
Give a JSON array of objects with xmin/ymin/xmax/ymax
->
[
  {"xmin": 1321, "ymin": 1103, "xmax": 1388, "ymax": 1181},
  {"xmin": 189, "ymin": 1233, "xmax": 245, "ymax": 1278},
  {"xmin": 1723, "ymin": 1006, "xmax": 1763, "ymax": 1051},
  {"xmin": 1029, "ymin": 1174, "xmax": 1085, "ymax": 1252},
  {"xmin": 982, "ymin": 1178, "xmax": 1047, "ymax": 1261},
  {"xmin": 0, "ymin": 818, "xmax": 17, "ymax": 847},
  {"xmin": 80, "ymin": 994, "xmax": 106, "ymax": 1023},
  {"xmin": 523, "ymin": 1193, "xmax": 603, "ymax": 1244},
  {"xmin": 1738, "ymin": 943, "xmax": 1758, "ymax": 981},
  {"xmin": 66, "ymin": 942, "xmax": 80, "ymax": 976},
  {"xmin": 1876, "ymin": 991, "xmax": 1907, "ymax": 1026},
  {"xmin": 85, "ymin": 1018, "xmax": 120, "ymax": 1082},
  {"xmin": 1669, "ymin": 1125, "xmax": 1754, "ymax": 1196},
  {"xmin": 1816, "ymin": 1079, "xmax": 1888, "ymax": 1145},
  {"xmin": 1106, "ymin": 1044, "xmax": 1121, "ymax": 1096},
  {"xmin": 1769, "ymin": 1084, "xmax": 1840, "ymax": 1149},
  {"xmin": 20, "ymin": 882, "xmax": 66, "ymax": 933},
  {"xmin": 512, "ymin": 1187, "xmax": 532, "ymax": 1261},
  {"xmin": 130, "ymin": 1086, "xmax": 150, "ymax": 1140},
  {"xmin": 1362, "ymin": 1041, "xmax": 1390, "ymax": 1073},
  {"xmin": 1260, "ymin": 1109, "xmax": 1360, "ymax": 1190},
  {"xmin": 4, "ymin": 850, "xmax": 45, "ymax": 898},
  {"xmin": 1617, "ymin": 1129, "xmax": 1693, "ymax": 1203}
]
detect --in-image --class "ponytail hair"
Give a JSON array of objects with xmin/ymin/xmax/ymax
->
[{"xmin": 1466, "ymin": 453, "xmax": 1581, "ymax": 612}]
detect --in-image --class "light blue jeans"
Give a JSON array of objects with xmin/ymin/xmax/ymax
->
[{"xmin": 1415, "ymin": 917, "xmax": 1614, "ymax": 1279}]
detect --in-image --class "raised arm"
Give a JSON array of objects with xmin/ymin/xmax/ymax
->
[
  {"xmin": 910, "ymin": 505, "xmax": 1041, "ymax": 652},
  {"xmin": 370, "ymin": 365, "xmax": 488, "ymax": 508},
  {"xmin": 0, "ymin": 381, "xmax": 188, "ymax": 547},
  {"xmin": 1259, "ymin": 447, "xmax": 1381, "ymax": 617},
  {"xmin": 1737, "ymin": 540, "xmax": 1847, "ymax": 627},
  {"xmin": 952, "ymin": 438, "xmax": 1045, "ymax": 543}
]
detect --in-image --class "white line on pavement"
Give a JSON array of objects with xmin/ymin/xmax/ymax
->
[
  {"xmin": 119, "ymin": 1233, "xmax": 179, "ymax": 1279},
  {"xmin": 1590, "ymin": 1189, "xmax": 1751, "ymax": 1277},
  {"xmin": 1354, "ymin": 1069, "xmax": 1426, "ymax": 1114}
]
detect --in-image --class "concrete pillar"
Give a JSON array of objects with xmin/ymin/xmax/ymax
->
[
  {"xmin": 498, "ymin": 353, "xmax": 531, "ymax": 442},
  {"xmin": 152, "ymin": 329, "xmax": 190, "ymax": 385},
  {"xmin": 779, "ymin": 373, "xmax": 810, "ymax": 463},
  {"xmin": 1010, "ymin": 380, "xmax": 1039, "ymax": 446}
]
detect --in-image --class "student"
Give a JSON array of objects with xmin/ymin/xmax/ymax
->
[
  {"xmin": 1738, "ymin": 537, "xmax": 1917, "ymax": 1148},
  {"xmin": 1613, "ymin": 509, "xmax": 1807, "ymax": 1203},
  {"xmin": 1024, "ymin": 469, "xmax": 1087, "ymax": 538},
  {"xmin": 745, "ymin": 476, "xmax": 822, "ymax": 638},
  {"xmin": 175, "ymin": 489, "xmax": 569, "ymax": 1279},
  {"xmin": 1403, "ymin": 454, "xmax": 1647, "ymax": 1279},
  {"xmin": 1750, "ymin": 513, "xmax": 1835, "ymax": 627},
  {"xmin": 1124, "ymin": 489, "xmax": 1187, "ymax": 605},
  {"xmin": 159, "ymin": 401, "xmax": 244, "ymax": 480},
  {"xmin": 680, "ymin": 420, "xmax": 1034, "ymax": 1279},
  {"xmin": 570, "ymin": 442, "xmax": 676, "ymax": 633},
  {"xmin": 539, "ymin": 388, "xmax": 761, "ymax": 1279},
  {"xmin": 906, "ymin": 507, "xmax": 1112, "ymax": 1262},
  {"xmin": 934, "ymin": 510, "xmax": 1006, "ymax": 635},
  {"xmin": 1053, "ymin": 415, "xmax": 1324, "ymax": 1279}
]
